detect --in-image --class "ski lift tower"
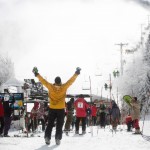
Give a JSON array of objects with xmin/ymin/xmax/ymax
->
[
  {"xmin": 82, "ymin": 75, "xmax": 93, "ymax": 136},
  {"xmin": 82, "ymin": 76, "xmax": 92, "ymax": 104}
]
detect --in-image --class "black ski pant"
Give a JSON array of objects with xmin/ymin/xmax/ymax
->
[
  {"xmin": 4, "ymin": 116, "xmax": 11, "ymax": 136},
  {"xmin": 45, "ymin": 108, "xmax": 65, "ymax": 140},
  {"xmin": 127, "ymin": 121, "xmax": 132, "ymax": 131},
  {"xmin": 0, "ymin": 117, "xmax": 4, "ymax": 135},
  {"xmin": 92, "ymin": 116, "xmax": 97, "ymax": 126},
  {"xmin": 28, "ymin": 117, "xmax": 38, "ymax": 132},
  {"xmin": 75, "ymin": 117, "xmax": 86, "ymax": 132},
  {"xmin": 100, "ymin": 112, "xmax": 106, "ymax": 127}
]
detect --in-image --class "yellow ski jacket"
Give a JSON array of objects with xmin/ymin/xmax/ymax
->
[{"xmin": 37, "ymin": 73, "xmax": 78, "ymax": 109}]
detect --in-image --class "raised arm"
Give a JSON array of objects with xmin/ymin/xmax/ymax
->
[
  {"xmin": 32, "ymin": 67, "xmax": 51, "ymax": 89},
  {"xmin": 64, "ymin": 67, "xmax": 81, "ymax": 87}
]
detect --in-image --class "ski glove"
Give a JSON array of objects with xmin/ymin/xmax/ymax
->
[
  {"xmin": 75, "ymin": 67, "xmax": 81, "ymax": 75},
  {"xmin": 32, "ymin": 67, "xmax": 39, "ymax": 77}
]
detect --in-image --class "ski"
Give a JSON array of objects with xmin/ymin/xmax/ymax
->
[
  {"xmin": 142, "ymin": 135, "xmax": 150, "ymax": 142},
  {"xmin": 14, "ymin": 134, "xmax": 27, "ymax": 137},
  {"xmin": 132, "ymin": 132, "xmax": 142, "ymax": 135},
  {"xmin": 73, "ymin": 133, "xmax": 84, "ymax": 136},
  {"xmin": 30, "ymin": 133, "xmax": 41, "ymax": 137},
  {"xmin": 13, "ymin": 132, "xmax": 42, "ymax": 138},
  {"xmin": 79, "ymin": 133, "xmax": 84, "ymax": 136}
]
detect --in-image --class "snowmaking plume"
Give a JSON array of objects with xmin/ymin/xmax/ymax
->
[{"xmin": 126, "ymin": 0, "xmax": 150, "ymax": 9}]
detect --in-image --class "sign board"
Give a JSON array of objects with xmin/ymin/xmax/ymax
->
[{"xmin": 0, "ymin": 93, "xmax": 24, "ymax": 109}]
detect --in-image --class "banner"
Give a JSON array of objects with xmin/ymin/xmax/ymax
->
[{"xmin": 0, "ymin": 93, "xmax": 24, "ymax": 109}]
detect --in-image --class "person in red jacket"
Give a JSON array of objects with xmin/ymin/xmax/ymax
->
[
  {"xmin": 28, "ymin": 102, "xmax": 39, "ymax": 132},
  {"xmin": 125, "ymin": 114, "xmax": 132, "ymax": 132},
  {"xmin": 74, "ymin": 94, "xmax": 89, "ymax": 134},
  {"xmin": 91, "ymin": 104, "xmax": 97, "ymax": 126},
  {"xmin": 0, "ymin": 96, "xmax": 4, "ymax": 136}
]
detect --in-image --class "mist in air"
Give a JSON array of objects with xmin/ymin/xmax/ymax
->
[{"xmin": 0, "ymin": 0, "xmax": 149, "ymax": 94}]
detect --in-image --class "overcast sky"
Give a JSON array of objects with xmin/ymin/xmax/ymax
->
[{"xmin": 0, "ymin": 0, "xmax": 149, "ymax": 96}]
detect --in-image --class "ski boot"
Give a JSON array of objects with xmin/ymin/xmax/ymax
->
[
  {"xmin": 82, "ymin": 131, "xmax": 86, "ymax": 135},
  {"xmin": 4, "ymin": 134, "xmax": 10, "ymax": 137},
  {"xmin": 133, "ymin": 129, "xmax": 141, "ymax": 135},
  {"xmin": 45, "ymin": 137, "xmax": 50, "ymax": 145},
  {"xmin": 55, "ymin": 139, "xmax": 60, "ymax": 145}
]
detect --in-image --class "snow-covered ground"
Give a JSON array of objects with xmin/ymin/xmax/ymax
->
[{"xmin": 0, "ymin": 114, "xmax": 150, "ymax": 150}]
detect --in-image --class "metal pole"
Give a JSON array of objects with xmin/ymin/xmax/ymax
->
[
  {"xmin": 120, "ymin": 45, "xmax": 123, "ymax": 76},
  {"xmin": 115, "ymin": 43, "xmax": 128, "ymax": 76},
  {"xmin": 117, "ymin": 87, "xmax": 118, "ymax": 105},
  {"xmin": 109, "ymin": 74, "xmax": 112, "ymax": 101},
  {"xmin": 89, "ymin": 76, "xmax": 93, "ymax": 136},
  {"xmin": 101, "ymin": 86, "xmax": 103, "ymax": 100},
  {"xmin": 95, "ymin": 74, "xmax": 102, "ymax": 100},
  {"xmin": 89, "ymin": 76, "xmax": 92, "ymax": 104}
]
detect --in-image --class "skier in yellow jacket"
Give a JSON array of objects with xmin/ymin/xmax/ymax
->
[{"xmin": 32, "ymin": 67, "xmax": 81, "ymax": 145}]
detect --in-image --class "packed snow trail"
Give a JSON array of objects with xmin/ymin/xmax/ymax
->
[{"xmin": 0, "ymin": 124, "xmax": 150, "ymax": 150}]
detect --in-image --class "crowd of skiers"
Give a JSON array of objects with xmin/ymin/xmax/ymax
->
[
  {"xmin": 0, "ymin": 67, "xmax": 141, "ymax": 146},
  {"xmin": 0, "ymin": 94, "xmax": 141, "ymax": 136},
  {"xmin": 0, "ymin": 91, "xmax": 141, "ymax": 138},
  {"xmin": 64, "ymin": 96, "xmax": 121, "ymax": 134},
  {"xmin": 24, "ymin": 95, "xmax": 140, "ymax": 136},
  {"xmin": 0, "ymin": 94, "xmax": 121, "ymax": 137}
]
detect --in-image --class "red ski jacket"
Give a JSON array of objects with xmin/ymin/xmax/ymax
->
[
  {"xmin": 0, "ymin": 101, "xmax": 4, "ymax": 117},
  {"xmin": 91, "ymin": 105, "xmax": 97, "ymax": 117},
  {"xmin": 74, "ymin": 98, "xmax": 89, "ymax": 117},
  {"xmin": 125, "ymin": 115, "xmax": 132, "ymax": 124}
]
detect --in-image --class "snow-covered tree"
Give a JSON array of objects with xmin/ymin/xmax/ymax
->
[
  {"xmin": 0, "ymin": 55, "xmax": 14, "ymax": 86},
  {"xmin": 139, "ymin": 33, "xmax": 150, "ymax": 113},
  {"xmin": 113, "ymin": 29, "xmax": 150, "ymax": 113}
]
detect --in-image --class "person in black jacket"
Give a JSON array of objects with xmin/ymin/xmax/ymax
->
[
  {"xmin": 86, "ymin": 106, "xmax": 92, "ymax": 127},
  {"xmin": 3, "ymin": 89, "xmax": 15, "ymax": 137},
  {"xmin": 99, "ymin": 101, "xmax": 106, "ymax": 128},
  {"xmin": 0, "ymin": 96, "xmax": 4, "ymax": 136}
]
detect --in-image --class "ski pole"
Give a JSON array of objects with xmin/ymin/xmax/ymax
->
[{"xmin": 141, "ymin": 104, "xmax": 148, "ymax": 135}]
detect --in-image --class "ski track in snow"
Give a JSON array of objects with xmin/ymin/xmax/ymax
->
[{"xmin": 0, "ymin": 124, "xmax": 150, "ymax": 150}]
